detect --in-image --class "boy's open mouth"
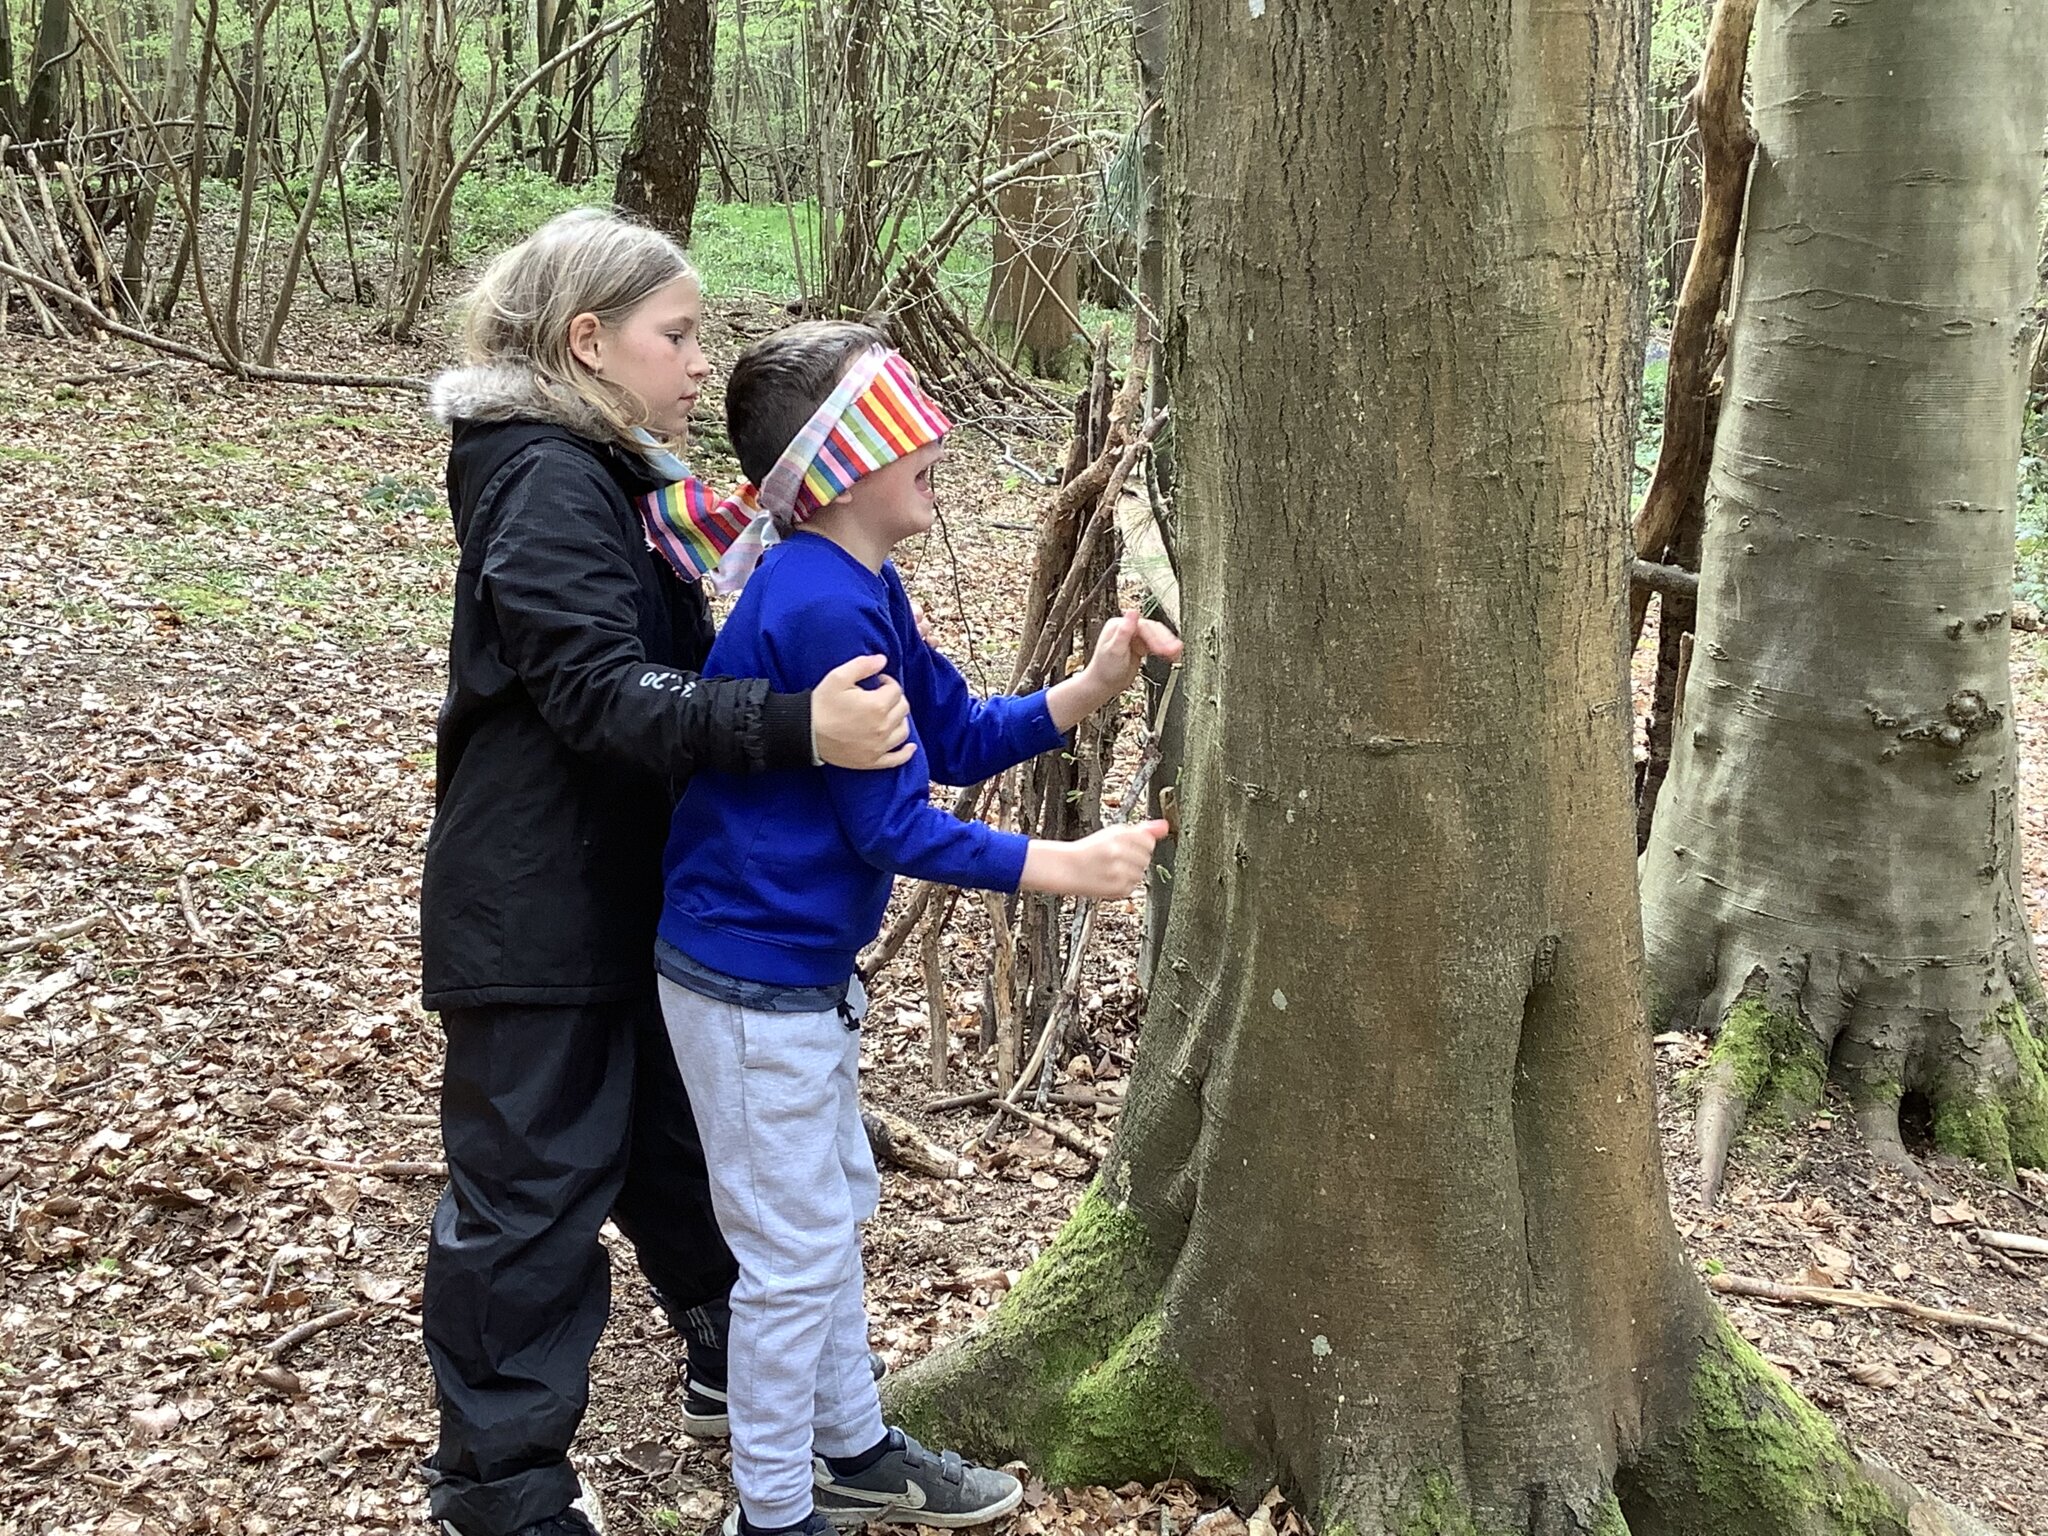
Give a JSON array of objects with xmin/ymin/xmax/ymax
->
[{"xmin": 914, "ymin": 464, "xmax": 934, "ymax": 496}]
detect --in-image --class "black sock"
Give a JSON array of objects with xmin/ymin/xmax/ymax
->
[
  {"xmin": 739, "ymin": 1513, "xmax": 814, "ymax": 1536},
  {"xmin": 824, "ymin": 1429, "xmax": 898, "ymax": 1478}
]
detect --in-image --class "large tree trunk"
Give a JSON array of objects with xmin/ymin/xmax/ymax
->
[
  {"xmin": 362, "ymin": 18, "xmax": 389, "ymax": 168},
  {"xmin": 986, "ymin": 0, "xmax": 1083, "ymax": 379},
  {"xmin": 551, "ymin": 0, "xmax": 602, "ymax": 183},
  {"xmin": 884, "ymin": 2, "xmax": 2005, "ymax": 1532},
  {"xmin": 1639, "ymin": 0, "xmax": 2048, "ymax": 1201},
  {"xmin": 24, "ymin": 0, "xmax": 70, "ymax": 143},
  {"xmin": 1, "ymin": 0, "xmax": 23, "ymax": 138},
  {"xmin": 614, "ymin": 0, "xmax": 712, "ymax": 240},
  {"xmin": 811, "ymin": 0, "xmax": 883, "ymax": 314}
]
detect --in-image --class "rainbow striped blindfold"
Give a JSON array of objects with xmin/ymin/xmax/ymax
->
[{"xmin": 636, "ymin": 346, "xmax": 950, "ymax": 592}]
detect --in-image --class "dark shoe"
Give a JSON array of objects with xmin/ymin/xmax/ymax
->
[
  {"xmin": 812, "ymin": 1428, "xmax": 1022, "ymax": 1528},
  {"xmin": 439, "ymin": 1473, "xmax": 604, "ymax": 1536},
  {"xmin": 682, "ymin": 1354, "xmax": 887, "ymax": 1442},
  {"xmin": 680, "ymin": 1369, "xmax": 730, "ymax": 1439},
  {"xmin": 717, "ymin": 1509, "xmax": 837, "ymax": 1536}
]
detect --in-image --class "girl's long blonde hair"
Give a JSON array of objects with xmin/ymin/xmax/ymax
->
[{"xmin": 461, "ymin": 207, "xmax": 696, "ymax": 444}]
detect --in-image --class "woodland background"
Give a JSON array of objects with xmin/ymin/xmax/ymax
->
[{"xmin": 0, "ymin": 0, "xmax": 2046, "ymax": 1532}]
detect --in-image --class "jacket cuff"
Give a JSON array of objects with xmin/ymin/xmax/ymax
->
[{"xmin": 760, "ymin": 690, "xmax": 815, "ymax": 771}]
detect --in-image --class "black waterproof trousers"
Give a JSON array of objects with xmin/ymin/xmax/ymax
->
[{"xmin": 423, "ymin": 988, "xmax": 736, "ymax": 1535}]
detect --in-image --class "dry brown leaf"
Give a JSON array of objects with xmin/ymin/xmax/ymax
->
[
  {"xmin": 1809, "ymin": 1241, "xmax": 1854, "ymax": 1285},
  {"xmin": 1191, "ymin": 1511, "xmax": 1248, "ymax": 1536}
]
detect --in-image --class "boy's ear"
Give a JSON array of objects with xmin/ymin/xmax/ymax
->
[{"xmin": 567, "ymin": 312, "xmax": 604, "ymax": 373}]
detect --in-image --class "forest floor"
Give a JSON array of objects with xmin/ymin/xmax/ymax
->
[{"xmin": 1, "ymin": 292, "xmax": 2044, "ymax": 1536}]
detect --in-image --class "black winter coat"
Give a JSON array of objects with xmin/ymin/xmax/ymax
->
[{"xmin": 421, "ymin": 364, "xmax": 812, "ymax": 1010}]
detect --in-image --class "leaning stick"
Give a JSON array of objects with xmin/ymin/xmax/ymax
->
[
  {"xmin": 1708, "ymin": 1272, "xmax": 2048, "ymax": 1350},
  {"xmin": 1010, "ymin": 668, "xmax": 1179, "ymax": 1113},
  {"xmin": 1629, "ymin": 0, "xmax": 1759, "ymax": 648}
]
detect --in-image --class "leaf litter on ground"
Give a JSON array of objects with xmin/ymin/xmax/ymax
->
[{"xmin": 0, "ymin": 306, "xmax": 2041, "ymax": 1536}]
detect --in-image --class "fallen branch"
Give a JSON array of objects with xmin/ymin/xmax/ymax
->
[
  {"xmin": 990, "ymin": 1099, "xmax": 1101, "ymax": 1165},
  {"xmin": 0, "ymin": 911, "xmax": 109, "ymax": 957},
  {"xmin": 861, "ymin": 1107, "xmax": 975, "ymax": 1180},
  {"xmin": 1, "ymin": 965, "xmax": 85, "ymax": 1025},
  {"xmin": 275, "ymin": 1154, "xmax": 446, "ymax": 1178},
  {"xmin": 264, "ymin": 1303, "xmax": 395, "ymax": 1359},
  {"xmin": 1975, "ymin": 1229, "xmax": 2048, "ymax": 1259},
  {"xmin": 175, "ymin": 870, "xmax": 214, "ymax": 947},
  {"xmin": 0, "ymin": 256, "xmax": 427, "ymax": 390},
  {"xmin": 1708, "ymin": 1271, "xmax": 2048, "ymax": 1350},
  {"xmin": 924, "ymin": 1087, "xmax": 1111, "ymax": 1113}
]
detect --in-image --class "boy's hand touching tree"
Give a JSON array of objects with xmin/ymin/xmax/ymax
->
[
  {"xmin": 1047, "ymin": 608, "xmax": 1183, "ymax": 730},
  {"xmin": 1020, "ymin": 819, "xmax": 1172, "ymax": 900}
]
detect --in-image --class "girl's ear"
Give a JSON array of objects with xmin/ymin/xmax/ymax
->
[{"xmin": 567, "ymin": 312, "xmax": 604, "ymax": 373}]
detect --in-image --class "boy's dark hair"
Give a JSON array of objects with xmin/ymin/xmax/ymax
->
[{"xmin": 726, "ymin": 320, "xmax": 891, "ymax": 485}]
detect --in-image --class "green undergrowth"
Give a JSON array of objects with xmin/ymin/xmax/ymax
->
[
  {"xmin": 1617, "ymin": 1319, "xmax": 1905, "ymax": 1536},
  {"xmin": 883, "ymin": 1180, "xmax": 1243, "ymax": 1490}
]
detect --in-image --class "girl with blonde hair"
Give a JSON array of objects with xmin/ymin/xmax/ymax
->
[{"xmin": 419, "ymin": 209, "xmax": 912, "ymax": 1536}]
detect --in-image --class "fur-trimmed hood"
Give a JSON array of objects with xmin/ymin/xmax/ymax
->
[{"xmin": 429, "ymin": 361, "xmax": 614, "ymax": 440}]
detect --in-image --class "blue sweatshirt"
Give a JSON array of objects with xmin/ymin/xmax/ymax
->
[{"xmin": 657, "ymin": 531, "xmax": 1067, "ymax": 985}]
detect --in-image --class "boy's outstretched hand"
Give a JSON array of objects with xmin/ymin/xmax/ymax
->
[
  {"xmin": 1020, "ymin": 819, "xmax": 1171, "ymax": 900},
  {"xmin": 1047, "ymin": 608, "xmax": 1183, "ymax": 731},
  {"xmin": 813, "ymin": 654, "xmax": 916, "ymax": 769}
]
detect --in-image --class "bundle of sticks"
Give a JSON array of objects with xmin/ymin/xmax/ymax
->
[{"xmin": 860, "ymin": 320, "xmax": 1172, "ymax": 1159}]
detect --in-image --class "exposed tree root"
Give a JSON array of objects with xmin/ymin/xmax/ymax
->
[
  {"xmin": 1693, "ymin": 1000, "xmax": 1826, "ymax": 1205},
  {"xmin": 888, "ymin": 1190, "xmax": 2013, "ymax": 1534},
  {"xmin": 1687, "ymin": 991, "xmax": 2048, "ymax": 1203},
  {"xmin": 881, "ymin": 1179, "xmax": 1242, "ymax": 1490},
  {"xmin": 1617, "ymin": 1317, "xmax": 2000, "ymax": 1536}
]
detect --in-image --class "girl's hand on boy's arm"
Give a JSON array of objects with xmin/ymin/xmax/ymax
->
[
  {"xmin": 1046, "ymin": 609, "xmax": 1184, "ymax": 731},
  {"xmin": 1020, "ymin": 819, "xmax": 1171, "ymax": 899},
  {"xmin": 813, "ymin": 654, "xmax": 916, "ymax": 769}
]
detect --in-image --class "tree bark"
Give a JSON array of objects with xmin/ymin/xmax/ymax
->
[
  {"xmin": 1, "ymin": 0, "xmax": 24, "ymax": 138},
  {"xmin": 362, "ymin": 18, "xmax": 389, "ymax": 167},
  {"xmin": 24, "ymin": 0, "xmax": 70, "ymax": 143},
  {"xmin": 883, "ymin": 3, "xmax": 2001, "ymax": 1532},
  {"xmin": 815, "ymin": 0, "xmax": 883, "ymax": 314},
  {"xmin": 552, "ymin": 0, "xmax": 602, "ymax": 183},
  {"xmin": 987, "ymin": 0, "xmax": 1083, "ymax": 378},
  {"xmin": 1639, "ymin": 0, "xmax": 2048, "ymax": 1201},
  {"xmin": 614, "ymin": 0, "xmax": 712, "ymax": 240}
]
